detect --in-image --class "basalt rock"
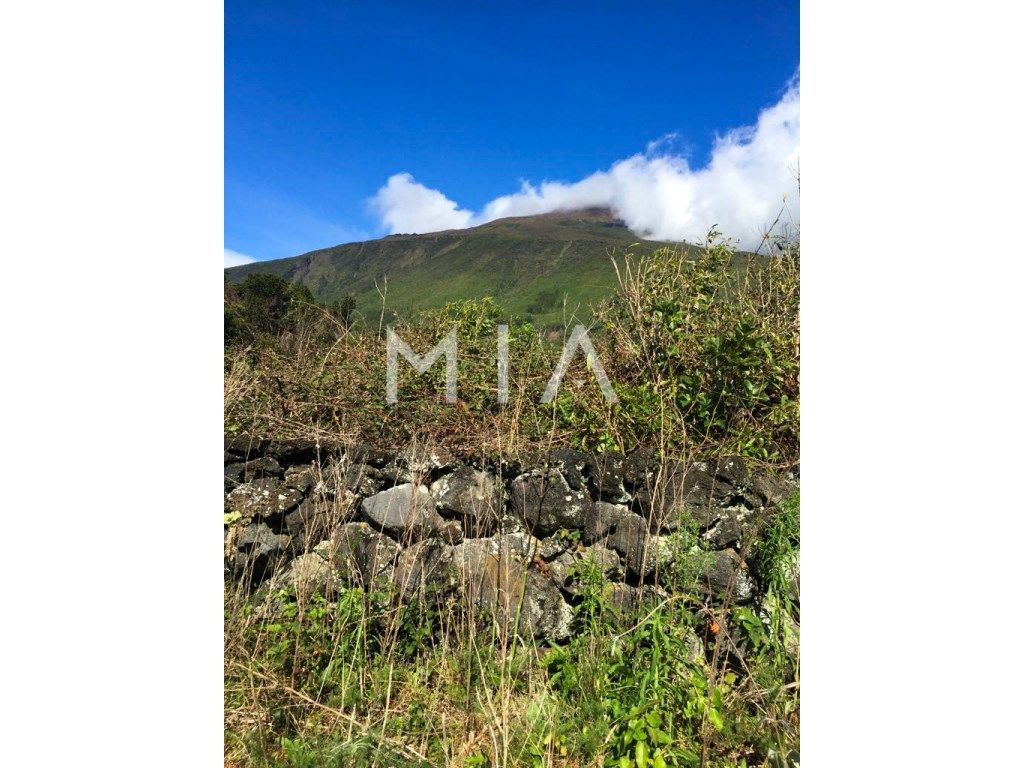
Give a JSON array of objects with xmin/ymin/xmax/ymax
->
[
  {"xmin": 383, "ymin": 445, "xmax": 456, "ymax": 485},
  {"xmin": 586, "ymin": 452, "xmax": 631, "ymax": 504},
  {"xmin": 393, "ymin": 538, "xmax": 460, "ymax": 600},
  {"xmin": 328, "ymin": 521, "xmax": 403, "ymax": 586},
  {"xmin": 635, "ymin": 465, "xmax": 734, "ymax": 533},
  {"xmin": 546, "ymin": 448, "xmax": 591, "ymax": 492},
  {"xmin": 224, "ymin": 436, "xmax": 266, "ymax": 460},
  {"xmin": 622, "ymin": 446, "xmax": 656, "ymax": 489},
  {"xmin": 224, "ymin": 457, "xmax": 284, "ymax": 491},
  {"xmin": 265, "ymin": 438, "xmax": 334, "ymax": 467},
  {"xmin": 688, "ymin": 549, "xmax": 757, "ymax": 603},
  {"xmin": 227, "ymin": 478, "xmax": 304, "ymax": 522},
  {"xmin": 710, "ymin": 455, "xmax": 749, "ymax": 488},
  {"xmin": 340, "ymin": 462, "xmax": 385, "ymax": 497},
  {"xmin": 270, "ymin": 551, "xmax": 337, "ymax": 599},
  {"xmin": 582, "ymin": 501, "xmax": 631, "ymax": 544},
  {"xmin": 361, "ymin": 484, "xmax": 462, "ymax": 544},
  {"xmin": 547, "ymin": 543, "xmax": 623, "ymax": 593},
  {"xmin": 224, "ymin": 438, "xmax": 797, "ymax": 641},
  {"xmin": 231, "ymin": 522, "xmax": 290, "ymax": 582},
  {"xmin": 511, "ymin": 469, "xmax": 592, "ymax": 537},
  {"xmin": 431, "ymin": 466, "xmax": 503, "ymax": 536},
  {"xmin": 284, "ymin": 493, "xmax": 358, "ymax": 552},
  {"xmin": 700, "ymin": 508, "xmax": 757, "ymax": 551},
  {"xmin": 283, "ymin": 465, "xmax": 318, "ymax": 495},
  {"xmin": 605, "ymin": 512, "xmax": 678, "ymax": 579}
]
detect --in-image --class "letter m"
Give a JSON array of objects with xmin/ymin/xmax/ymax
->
[{"xmin": 386, "ymin": 327, "xmax": 458, "ymax": 404}]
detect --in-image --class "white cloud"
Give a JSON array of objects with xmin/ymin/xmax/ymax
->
[
  {"xmin": 224, "ymin": 248, "xmax": 256, "ymax": 268},
  {"xmin": 369, "ymin": 172, "xmax": 473, "ymax": 234},
  {"xmin": 369, "ymin": 83, "xmax": 799, "ymax": 250}
]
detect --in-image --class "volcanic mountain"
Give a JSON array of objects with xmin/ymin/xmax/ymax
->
[{"xmin": 224, "ymin": 208, "xmax": 693, "ymax": 325}]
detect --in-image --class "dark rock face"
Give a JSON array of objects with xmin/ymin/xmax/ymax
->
[
  {"xmin": 605, "ymin": 513, "xmax": 675, "ymax": 578},
  {"xmin": 700, "ymin": 508, "xmax": 756, "ymax": 551},
  {"xmin": 224, "ymin": 436, "xmax": 266, "ymax": 460},
  {"xmin": 224, "ymin": 457, "xmax": 283, "ymax": 490},
  {"xmin": 360, "ymin": 484, "xmax": 461, "ymax": 544},
  {"xmin": 687, "ymin": 549, "xmax": 757, "ymax": 603},
  {"xmin": 232, "ymin": 522, "xmax": 289, "ymax": 582},
  {"xmin": 383, "ymin": 445, "xmax": 456, "ymax": 485},
  {"xmin": 283, "ymin": 495, "xmax": 356, "ymax": 552},
  {"xmin": 283, "ymin": 465, "xmax": 317, "ymax": 495},
  {"xmin": 328, "ymin": 522, "xmax": 403, "ymax": 586},
  {"xmin": 224, "ymin": 438, "xmax": 797, "ymax": 643},
  {"xmin": 710, "ymin": 455, "xmax": 749, "ymax": 488},
  {"xmin": 603, "ymin": 582, "xmax": 640, "ymax": 614},
  {"xmin": 518, "ymin": 570, "xmax": 574, "ymax": 642},
  {"xmin": 266, "ymin": 439, "xmax": 333, "ymax": 466},
  {"xmin": 450, "ymin": 537, "xmax": 571, "ymax": 641},
  {"xmin": 586, "ymin": 452, "xmax": 631, "ymax": 504},
  {"xmin": 605, "ymin": 512, "xmax": 650, "ymax": 575},
  {"xmin": 635, "ymin": 465, "xmax": 735, "ymax": 533},
  {"xmin": 546, "ymin": 448, "xmax": 591, "ymax": 491},
  {"xmin": 224, "ymin": 463, "xmax": 246, "ymax": 491},
  {"xmin": 548, "ymin": 543, "xmax": 623, "ymax": 593},
  {"xmin": 510, "ymin": 469, "xmax": 592, "ymax": 537},
  {"xmin": 539, "ymin": 534, "xmax": 571, "ymax": 560},
  {"xmin": 269, "ymin": 552, "xmax": 337, "ymax": 599},
  {"xmin": 345, "ymin": 443, "xmax": 395, "ymax": 469},
  {"xmin": 227, "ymin": 479, "xmax": 303, "ymax": 521},
  {"xmin": 583, "ymin": 501, "xmax": 631, "ymax": 543},
  {"xmin": 622, "ymin": 446, "xmax": 656, "ymax": 489},
  {"xmin": 431, "ymin": 466, "xmax": 503, "ymax": 536},
  {"xmin": 746, "ymin": 473, "xmax": 798, "ymax": 507},
  {"xmin": 393, "ymin": 538, "xmax": 460, "ymax": 599},
  {"xmin": 340, "ymin": 462, "xmax": 384, "ymax": 497}
]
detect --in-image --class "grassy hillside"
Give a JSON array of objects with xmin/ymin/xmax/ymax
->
[{"xmin": 225, "ymin": 208, "xmax": 693, "ymax": 325}]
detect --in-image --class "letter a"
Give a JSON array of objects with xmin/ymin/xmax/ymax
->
[{"xmin": 540, "ymin": 325, "xmax": 617, "ymax": 404}]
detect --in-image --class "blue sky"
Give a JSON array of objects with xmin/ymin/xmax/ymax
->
[{"xmin": 226, "ymin": 1, "xmax": 799, "ymax": 263}]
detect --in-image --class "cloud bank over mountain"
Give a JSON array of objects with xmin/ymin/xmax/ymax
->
[{"xmin": 370, "ymin": 83, "xmax": 799, "ymax": 250}]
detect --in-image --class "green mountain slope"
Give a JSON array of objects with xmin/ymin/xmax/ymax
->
[{"xmin": 224, "ymin": 208, "xmax": 694, "ymax": 325}]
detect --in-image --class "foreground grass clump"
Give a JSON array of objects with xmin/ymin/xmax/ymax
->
[
  {"xmin": 224, "ymin": 501, "xmax": 800, "ymax": 768},
  {"xmin": 225, "ymin": 234, "xmax": 798, "ymax": 465}
]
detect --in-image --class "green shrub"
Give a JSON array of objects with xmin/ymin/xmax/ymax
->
[{"xmin": 559, "ymin": 232, "xmax": 799, "ymax": 461}]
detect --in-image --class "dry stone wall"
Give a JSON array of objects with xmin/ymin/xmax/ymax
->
[{"xmin": 224, "ymin": 437, "xmax": 798, "ymax": 643}]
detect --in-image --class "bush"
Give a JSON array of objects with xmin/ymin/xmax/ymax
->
[
  {"xmin": 225, "ymin": 274, "xmax": 321, "ymax": 344},
  {"xmin": 560, "ymin": 232, "xmax": 799, "ymax": 461}
]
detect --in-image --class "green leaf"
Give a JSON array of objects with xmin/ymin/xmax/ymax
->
[
  {"xmin": 635, "ymin": 740, "xmax": 649, "ymax": 768},
  {"xmin": 708, "ymin": 707, "xmax": 724, "ymax": 732}
]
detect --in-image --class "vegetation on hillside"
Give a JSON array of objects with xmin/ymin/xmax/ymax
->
[{"xmin": 223, "ymin": 210, "xmax": 690, "ymax": 327}]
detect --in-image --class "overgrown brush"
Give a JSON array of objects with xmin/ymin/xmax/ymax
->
[
  {"xmin": 556, "ymin": 231, "xmax": 799, "ymax": 461},
  {"xmin": 224, "ymin": 232, "xmax": 799, "ymax": 466}
]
